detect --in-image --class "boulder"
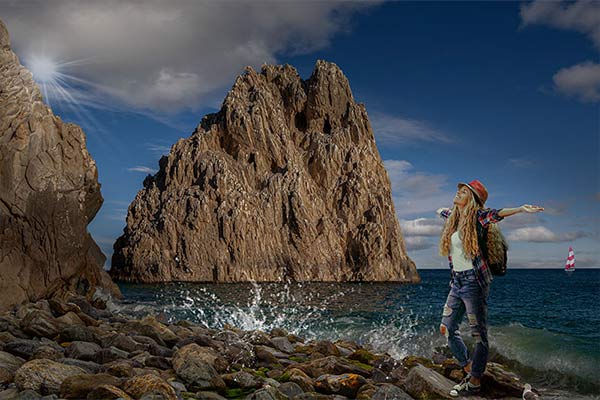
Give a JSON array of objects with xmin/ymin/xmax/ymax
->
[
  {"xmin": 221, "ymin": 370, "xmax": 263, "ymax": 389},
  {"xmin": 403, "ymin": 364, "xmax": 485, "ymax": 400},
  {"xmin": 172, "ymin": 344, "xmax": 226, "ymax": 391},
  {"xmin": 110, "ymin": 61, "xmax": 418, "ymax": 285},
  {"xmin": 13, "ymin": 358, "xmax": 86, "ymax": 394},
  {"xmin": 313, "ymin": 373, "xmax": 368, "ymax": 398},
  {"xmin": 86, "ymin": 384, "xmax": 133, "ymax": 400},
  {"xmin": 59, "ymin": 373, "xmax": 123, "ymax": 399},
  {"xmin": 0, "ymin": 350, "xmax": 25, "ymax": 383},
  {"xmin": 0, "ymin": 19, "xmax": 120, "ymax": 313},
  {"xmin": 122, "ymin": 374, "xmax": 178, "ymax": 400},
  {"xmin": 372, "ymin": 383, "xmax": 414, "ymax": 400},
  {"xmin": 65, "ymin": 341, "xmax": 102, "ymax": 361}
]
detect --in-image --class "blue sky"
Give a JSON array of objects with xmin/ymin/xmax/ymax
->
[{"xmin": 3, "ymin": 1, "xmax": 598, "ymax": 270}]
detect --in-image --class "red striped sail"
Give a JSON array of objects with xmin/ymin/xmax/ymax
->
[{"xmin": 565, "ymin": 246, "xmax": 575, "ymax": 271}]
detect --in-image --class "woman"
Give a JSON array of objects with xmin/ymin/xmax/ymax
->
[{"xmin": 436, "ymin": 180, "xmax": 544, "ymax": 397}]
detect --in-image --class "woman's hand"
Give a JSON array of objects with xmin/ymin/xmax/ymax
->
[{"xmin": 520, "ymin": 204, "xmax": 544, "ymax": 213}]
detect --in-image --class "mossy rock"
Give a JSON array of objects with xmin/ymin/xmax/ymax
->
[
  {"xmin": 348, "ymin": 349, "xmax": 376, "ymax": 364},
  {"xmin": 181, "ymin": 392, "xmax": 199, "ymax": 399},
  {"xmin": 277, "ymin": 371, "xmax": 291, "ymax": 382},
  {"xmin": 289, "ymin": 356, "xmax": 305, "ymax": 363},
  {"xmin": 346, "ymin": 358, "xmax": 374, "ymax": 370},
  {"xmin": 402, "ymin": 356, "xmax": 435, "ymax": 369},
  {"xmin": 224, "ymin": 387, "xmax": 256, "ymax": 399}
]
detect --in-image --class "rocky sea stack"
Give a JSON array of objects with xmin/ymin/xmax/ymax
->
[
  {"xmin": 111, "ymin": 61, "xmax": 418, "ymax": 284},
  {"xmin": 0, "ymin": 20, "xmax": 120, "ymax": 312}
]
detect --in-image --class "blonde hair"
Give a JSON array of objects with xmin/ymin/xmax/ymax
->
[{"xmin": 439, "ymin": 191, "xmax": 480, "ymax": 259}]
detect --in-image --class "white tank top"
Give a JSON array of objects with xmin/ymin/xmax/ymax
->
[{"xmin": 450, "ymin": 231, "xmax": 473, "ymax": 271}]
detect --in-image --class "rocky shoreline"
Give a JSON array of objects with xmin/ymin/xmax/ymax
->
[{"xmin": 0, "ymin": 295, "xmax": 546, "ymax": 400}]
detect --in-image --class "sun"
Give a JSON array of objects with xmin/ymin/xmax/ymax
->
[{"xmin": 28, "ymin": 55, "xmax": 59, "ymax": 83}]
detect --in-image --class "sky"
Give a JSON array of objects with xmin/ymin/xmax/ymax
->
[{"xmin": 2, "ymin": 0, "xmax": 599, "ymax": 270}]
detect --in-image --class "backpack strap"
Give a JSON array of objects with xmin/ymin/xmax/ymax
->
[{"xmin": 475, "ymin": 217, "xmax": 489, "ymax": 259}]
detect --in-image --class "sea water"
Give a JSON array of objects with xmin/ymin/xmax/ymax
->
[{"xmin": 115, "ymin": 269, "xmax": 600, "ymax": 397}]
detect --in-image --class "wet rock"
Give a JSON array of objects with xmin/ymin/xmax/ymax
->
[
  {"xmin": 122, "ymin": 374, "xmax": 178, "ymax": 400},
  {"xmin": 221, "ymin": 370, "xmax": 263, "ymax": 389},
  {"xmin": 86, "ymin": 384, "xmax": 133, "ymax": 400},
  {"xmin": 313, "ymin": 341, "xmax": 340, "ymax": 357},
  {"xmin": 246, "ymin": 385, "xmax": 287, "ymax": 400},
  {"xmin": 348, "ymin": 349, "xmax": 376, "ymax": 365},
  {"xmin": 244, "ymin": 330, "xmax": 275, "ymax": 347},
  {"xmin": 271, "ymin": 337, "xmax": 295, "ymax": 354},
  {"xmin": 172, "ymin": 344, "xmax": 226, "ymax": 391},
  {"xmin": 65, "ymin": 341, "xmax": 101, "ymax": 361},
  {"xmin": 403, "ymin": 364, "xmax": 484, "ymax": 400},
  {"xmin": 110, "ymin": 61, "xmax": 418, "ymax": 285},
  {"xmin": 280, "ymin": 368, "xmax": 314, "ymax": 392},
  {"xmin": 13, "ymin": 358, "xmax": 86, "ymax": 394},
  {"xmin": 59, "ymin": 373, "xmax": 123, "ymax": 399},
  {"xmin": 371, "ymin": 383, "xmax": 414, "ymax": 400},
  {"xmin": 121, "ymin": 321, "xmax": 167, "ymax": 347},
  {"xmin": 313, "ymin": 373, "xmax": 367, "ymax": 397},
  {"xmin": 174, "ymin": 344, "xmax": 229, "ymax": 373},
  {"xmin": 481, "ymin": 362, "xmax": 526, "ymax": 398},
  {"xmin": 102, "ymin": 333, "xmax": 144, "ymax": 352}
]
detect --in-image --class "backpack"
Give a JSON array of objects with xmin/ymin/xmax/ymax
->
[{"xmin": 476, "ymin": 220, "xmax": 508, "ymax": 276}]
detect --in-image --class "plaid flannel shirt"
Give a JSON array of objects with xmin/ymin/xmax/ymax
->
[{"xmin": 439, "ymin": 208, "xmax": 504, "ymax": 288}]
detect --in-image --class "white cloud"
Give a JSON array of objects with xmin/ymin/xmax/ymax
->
[
  {"xmin": 400, "ymin": 218, "xmax": 443, "ymax": 236},
  {"xmin": 404, "ymin": 236, "xmax": 434, "ymax": 251},
  {"xmin": 127, "ymin": 166, "xmax": 157, "ymax": 174},
  {"xmin": 370, "ymin": 112, "xmax": 452, "ymax": 145},
  {"xmin": 146, "ymin": 143, "xmax": 173, "ymax": 156},
  {"xmin": 507, "ymin": 226, "xmax": 587, "ymax": 242},
  {"xmin": 520, "ymin": 0, "xmax": 600, "ymax": 49},
  {"xmin": 552, "ymin": 61, "xmax": 600, "ymax": 102},
  {"xmin": 383, "ymin": 159, "xmax": 452, "ymax": 217},
  {"xmin": 520, "ymin": 0, "xmax": 600, "ymax": 103},
  {"xmin": 2, "ymin": 1, "xmax": 375, "ymax": 112}
]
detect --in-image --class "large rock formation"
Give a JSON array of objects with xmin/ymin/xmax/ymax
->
[
  {"xmin": 111, "ymin": 60, "xmax": 419, "ymax": 283},
  {"xmin": 0, "ymin": 20, "xmax": 120, "ymax": 312}
]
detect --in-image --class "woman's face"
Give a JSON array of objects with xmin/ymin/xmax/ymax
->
[{"xmin": 453, "ymin": 185, "xmax": 472, "ymax": 208}]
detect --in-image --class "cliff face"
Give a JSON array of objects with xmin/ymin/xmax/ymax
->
[
  {"xmin": 111, "ymin": 60, "xmax": 419, "ymax": 283},
  {"xmin": 0, "ymin": 20, "xmax": 120, "ymax": 311}
]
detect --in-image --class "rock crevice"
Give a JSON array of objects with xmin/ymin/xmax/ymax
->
[{"xmin": 111, "ymin": 61, "xmax": 419, "ymax": 283}]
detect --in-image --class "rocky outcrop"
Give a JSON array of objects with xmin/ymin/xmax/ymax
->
[
  {"xmin": 0, "ymin": 19, "xmax": 120, "ymax": 312},
  {"xmin": 111, "ymin": 60, "xmax": 418, "ymax": 283}
]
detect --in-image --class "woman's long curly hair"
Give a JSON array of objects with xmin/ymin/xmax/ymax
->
[{"xmin": 439, "ymin": 190, "xmax": 481, "ymax": 259}]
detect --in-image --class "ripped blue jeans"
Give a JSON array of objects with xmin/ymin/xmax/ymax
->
[{"xmin": 440, "ymin": 268, "xmax": 490, "ymax": 378}]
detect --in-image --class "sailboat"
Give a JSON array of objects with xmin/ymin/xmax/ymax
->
[{"xmin": 565, "ymin": 246, "xmax": 575, "ymax": 273}]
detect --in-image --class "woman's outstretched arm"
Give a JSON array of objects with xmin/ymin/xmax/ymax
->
[{"xmin": 498, "ymin": 204, "xmax": 544, "ymax": 218}]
